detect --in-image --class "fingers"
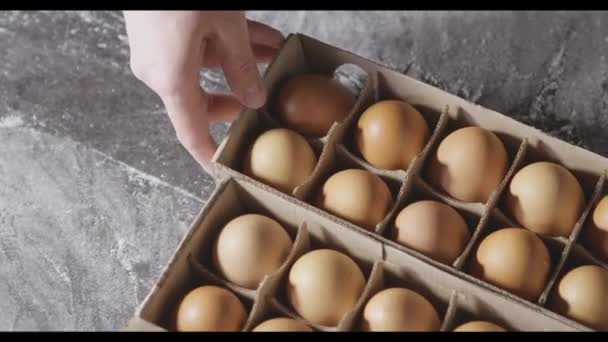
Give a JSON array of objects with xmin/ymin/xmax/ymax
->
[
  {"xmin": 217, "ymin": 15, "xmax": 267, "ymax": 109},
  {"xmin": 161, "ymin": 82, "xmax": 218, "ymax": 166},
  {"xmin": 246, "ymin": 19, "xmax": 284, "ymax": 49},
  {"xmin": 202, "ymin": 43, "xmax": 279, "ymax": 68},
  {"xmin": 162, "ymin": 88, "xmax": 242, "ymax": 166}
]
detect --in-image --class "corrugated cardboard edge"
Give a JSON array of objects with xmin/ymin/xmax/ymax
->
[
  {"xmin": 120, "ymin": 179, "xmax": 231, "ymax": 331},
  {"xmin": 121, "ymin": 316, "xmax": 166, "ymax": 332}
]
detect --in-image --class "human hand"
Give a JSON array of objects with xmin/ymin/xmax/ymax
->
[{"xmin": 123, "ymin": 11, "xmax": 284, "ymax": 171}]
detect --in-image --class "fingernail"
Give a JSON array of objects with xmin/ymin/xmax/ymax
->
[{"xmin": 244, "ymin": 82, "xmax": 266, "ymax": 109}]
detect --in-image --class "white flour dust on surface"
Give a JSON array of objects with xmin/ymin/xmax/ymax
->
[
  {"xmin": 0, "ymin": 114, "xmax": 25, "ymax": 128},
  {"xmin": 92, "ymin": 149, "xmax": 204, "ymax": 203}
]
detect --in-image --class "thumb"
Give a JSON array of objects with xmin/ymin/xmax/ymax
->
[{"xmin": 218, "ymin": 17, "xmax": 267, "ymax": 109}]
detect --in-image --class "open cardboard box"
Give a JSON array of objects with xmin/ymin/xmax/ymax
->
[{"xmin": 122, "ymin": 33, "xmax": 608, "ymax": 332}]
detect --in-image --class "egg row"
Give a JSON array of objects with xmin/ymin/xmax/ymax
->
[
  {"xmin": 244, "ymin": 73, "xmax": 607, "ymax": 263},
  {"xmin": 243, "ymin": 124, "xmax": 606, "ymax": 256},
  {"xmin": 175, "ymin": 285, "xmax": 507, "ymax": 332},
  {"xmin": 175, "ymin": 213, "xmax": 608, "ymax": 331},
  {"xmin": 267, "ymin": 72, "xmax": 509, "ymax": 202}
]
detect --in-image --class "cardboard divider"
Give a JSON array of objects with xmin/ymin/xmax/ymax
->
[
  {"xmin": 534, "ymin": 237, "xmax": 570, "ymax": 305},
  {"xmin": 574, "ymin": 172, "xmax": 608, "ymax": 263},
  {"xmin": 451, "ymin": 140, "xmax": 528, "ymax": 270},
  {"xmin": 490, "ymin": 208, "xmax": 519, "ymax": 228},
  {"xmin": 300, "ymin": 138, "xmax": 405, "ymax": 235},
  {"xmin": 336, "ymin": 262, "xmax": 385, "ymax": 331},
  {"xmin": 443, "ymin": 291, "xmax": 556, "ymax": 332},
  {"xmin": 242, "ymin": 289, "xmax": 317, "ymax": 332},
  {"xmin": 260, "ymin": 32, "xmax": 372, "ymax": 143},
  {"xmin": 241, "ymin": 294, "xmax": 288, "ymax": 332},
  {"xmin": 419, "ymin": 112, "xmax": 525, "ymax": 207},
  {"xmin": 268, "ymin": 220, "xmax": 384, "ymax": 332},
  {"xmin": 377, "ymin": 175, "xmax": 482, "ymax": 269},
  {"xmin": 345, "ymin": 260, "xmax": 452, "ymax": 332},
  {"xmin": 336, "ymin": 142, "xmax": 408, "ymax": 182},
  {"xmin": 568, "ymin": 244, "xmax": 608, "ymax": 274},
  {"xmin": 339, "ymin": 68, "xmax": 449, "ymax": 175},
  {"xmin": 212, "ymin": 109, "xmax": 327, "ymax": 197},
  {"xmin": 291, "ymin": 123, "xmax": 342, "ymax": 201},
  {"xmin": 542, "ymin": 244, "xmax": 607, "ymax": 328},
  {"xmin": 289, "ymin": 77, "xmax": 377, "ymax": 200},
  {"xmin": 131, "ymin": 179, "xmax": 236, "ymax": 331},
  {"xmin": 134, "ymin": 178, "xmax": 317, "ymax": 331},
  {"xmin": 439, "ymin": 291, "xmax": 460, "ymax": 331},
  {"xmin": 159, "ymin": 259, "xmax": 257, "ymax": 332},
  {"xmin": 494, "ymin": 139, "xmax": 601, "ymax": 240},
  {"xmin": 210, "ymin": 33, "xmax": 377, "ymax": 193},
  {"xmin": 568, "ymin": 172, "xmax": 607, "ymax": 244},
  {"xmin": 383, "ymin": 243, "xmax": 587, "ymax": 331},
  {"xmin": 188, "ymin": 255, "xmax": 257, "ymax": 300},
  {"xmin": 185, "ymin": 182, "xmax": 303, "ymax": 291},
  {"xmin": 183, "ymin": 259, "xmax": 264, "ymax": 332},
  {"xmin": 460, "ymin": 216, "xmax": 568, "ymax": 306},
  {"xmin": 542, "ymin": 242, "xmax": 608, "ymax": 331},
  {"xmin": 568, "ymin": 242, "xmax": 608, "ymax": 270},
  {"xmin": 535, "ymin": 173, "xmax": 606, "ymax": 306}
]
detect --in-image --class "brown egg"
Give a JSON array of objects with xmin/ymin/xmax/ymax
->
[
  {"xmin": 175, "ymin": 286, "xmax": 247, "ymax": 332},
  {"xmin": 316, "ymin": 169, "xmax": 393, "ymax": 231},
  {"xmin": 355, "ymin": 100, "xmax": 430, "ymax": 170},
  {"xmin": 428, "ymin": 126, "xmax": 508, "ymax": 203},
  {"xmin": 394, "ymin": 200, "xmax": 471, "ymax": 265},
  {"xmin": 583, "ymin": 195, "xmax": 608, "ymax": 261},
  {"xmin": 287, "ymin": 249, "xmax": 366, "ymax": 326},
  {"xmin": 505, "ymin": 161, "xmax": 585, "ymax": 238},
  {"xmin": 453, "ymin": 321, "xmax": 507, "ymax": 332},
  {"xmin": 213, "ymin": 214, "xmax": 293, "ymax": 289},
  {"xmin": 551, "ymin": 265, "xmax": 608, "ymax": 330},
  {"xmin": 243, "ymin": 128, "xmax": 317, "ymax": 194},
  {"xmin": 252, "ymin": 318, "xmax": 314, "ymax": 332},
  {"xmin": 470, "ymin": 228, "xmax": 551, "ymax": 301},
  {"xmin": 274, "ymin": 73, "xmax": 356, "ymax": 137},
  {"xmin": 360, "ymin": 288, "xmax": 441, "ymax": 332}
]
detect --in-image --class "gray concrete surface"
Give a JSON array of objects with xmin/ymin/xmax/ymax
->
[{"xmin": 1, "ymin": 11, "xmax": 607, "ymax": 331}]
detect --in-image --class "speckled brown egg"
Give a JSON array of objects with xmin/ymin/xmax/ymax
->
[
  {"xmin": 243, "ymin": 128, "xmax": 317, "ymax": 194},
  {"xmin": 287, "ymin": 249, "xmax": 366, "ymax": 327},
  {"xmin": 316, "ymin": 169, "xmax": 393, "ymax": 231},
  {"xmin": 453, "ymin": 321, "xmax": 507, "ymax": 332},
  {"xmin": 274, "ymin": 73, "xmax": 356, "ymax": 137},
  {"xmin": 252, "ymin": 318, "xmax": 314, "ymax": 332},
  {"xmin": 394, "ymin": 200, "xmax": 471, "ymax": 265},
  {"xmin": 175, "ymin": 286, "xmax": 247, "ymax": 332},
  {"xmin": 428, "ymin": 126, "xmax": 508, "ymax": 203},
  {"xmin": 551, "ymin": 265, "xmax": 608, "ymax": 330},
  {"xmin": 355, "ymin": 100, "xmax": 430, "ymax": 170},
  {"xmin": 583, "ymin": 195, "xmax": 608, "ymax": 262},
  {"xmin": 360, "ymin": 288, "xmax": 441, "ymax": 332},
  {"xmin": 505, "ymin": 161, "xmax": 585, "ymax": 238},
  {"xmin": 469, "ymin": 228, "xmax": 551, "ymax": 301},
  {"xmin": 213, "ymin": 214, "xmax": 293, "ymax": 289}
]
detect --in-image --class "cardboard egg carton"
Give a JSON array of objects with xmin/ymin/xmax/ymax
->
[{"xmin": 123, "ymin": 33, "xmax": 608, "ymax": 332}]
